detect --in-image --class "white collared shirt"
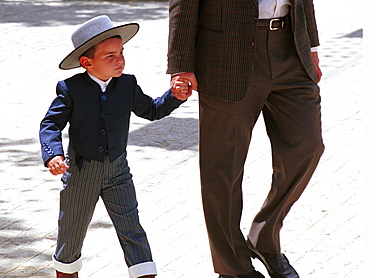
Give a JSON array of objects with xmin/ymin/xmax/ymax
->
[
  {"xmin": 259, "ymin": 0, "xmax": 291, "ymax": 19},
  {"xmin": 87, "ymin": 72, "xmax": 112, "ymax": 92}
]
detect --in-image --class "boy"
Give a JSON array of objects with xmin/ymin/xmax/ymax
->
[{"xmin": 39, "ymin": 15, "xmax": 191, "ymax": 278}]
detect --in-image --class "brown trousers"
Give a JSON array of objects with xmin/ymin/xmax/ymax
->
[{"xmin": 199, "ymin": 25, "xmax": 324, "ymax": 275}]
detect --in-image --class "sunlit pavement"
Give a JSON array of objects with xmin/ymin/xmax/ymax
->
[{"xmin": 0, "ymin": 1, "xmax": 364, "ymax": 277}]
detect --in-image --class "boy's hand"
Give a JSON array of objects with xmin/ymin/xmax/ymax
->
[{"xmin": 47, "ymin": 155, "xmax": 69, "ymax": 175}]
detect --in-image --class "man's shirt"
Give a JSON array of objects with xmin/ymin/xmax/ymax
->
[{"xmin": 259, "ymin": 0, "xmax": 291, "ymax": 19}]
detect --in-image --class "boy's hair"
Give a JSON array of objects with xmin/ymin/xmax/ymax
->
[{"xmin": 80, "ymin": 35, "xmax": 122, "ymax": 59}]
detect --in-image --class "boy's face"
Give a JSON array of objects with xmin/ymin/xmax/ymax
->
[{"xmin": 81, "ymin": 37, "xmax": 125, "ymax": 81}]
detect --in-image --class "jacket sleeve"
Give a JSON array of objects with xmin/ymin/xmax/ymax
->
[
  {"xmin": 303, "ymin": 0, "xmax": 320, "ymax": 47},
  {"xmin": 167, "ymin": 0, "xmax": 200, "ymax": 74},
  {"xmin": 39, "ymin": 81, "xmax": 72, "ymax": 166},
  {"xmin": 132, "ymin": 77, "xmax": 185, "ymax": 121}
]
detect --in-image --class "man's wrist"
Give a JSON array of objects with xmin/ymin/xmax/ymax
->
[{"xmin": 171, "ymin": 72, "xmax": 186, "ymax": 78}]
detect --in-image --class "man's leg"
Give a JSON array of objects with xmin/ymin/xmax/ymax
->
[
  {"xmin": 248, "ymin": 25, "xmax": 324, "ymax": 253},
  {"xmin": 199, "ymin": 92, "xmax": 267, "ymax": 275},
  {"xmin": 249, "ymin": 80, "xmax": 324, "ymax": 253}
]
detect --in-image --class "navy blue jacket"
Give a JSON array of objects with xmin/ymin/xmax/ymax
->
[{"xmin": 40, "ymin": 72, "xmax": 184, "ymax": 166}]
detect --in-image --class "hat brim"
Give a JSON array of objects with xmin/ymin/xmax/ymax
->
[{"xmin": 59, "ymin": 23, "xmax": 139, "ymax": 70}]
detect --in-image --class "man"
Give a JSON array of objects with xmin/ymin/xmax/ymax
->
[{"xmin": 167, "ymin": 1, "xmax": 324, "ymax": 278}]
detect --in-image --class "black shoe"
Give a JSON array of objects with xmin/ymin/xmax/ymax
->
[
  {"xmin": 247, "ymin": 241, "xmax": 299, "ymax": 278},
  {"xmin": 219, "ymin": 270, "xmax": 265, "ymax": 278}
]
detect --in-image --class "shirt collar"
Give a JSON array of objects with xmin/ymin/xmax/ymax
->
[{"xmin": 87, "ymin": 72, "xmax": 112, "ymax": 92}]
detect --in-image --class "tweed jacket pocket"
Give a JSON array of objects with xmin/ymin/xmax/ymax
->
[{"xmin": 196, "ymin": 27, "xmax": 225, "ymax": 65}]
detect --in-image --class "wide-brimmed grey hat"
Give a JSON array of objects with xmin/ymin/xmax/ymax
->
[{"xmin": 59, "ymin": 15, "xmax": 139, "ymax": 70}]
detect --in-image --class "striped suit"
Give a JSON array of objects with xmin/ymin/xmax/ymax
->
[
  {"xmin": 40, "ymin": 73, "xmax": 184, "ymax": 277},
  {"xmin": 54, "ymin": 147, "xmax": 154, "ymax": 276},
  {"xmin": 167, "ymin": 0, "xmax": 324, "ymax": 276}
]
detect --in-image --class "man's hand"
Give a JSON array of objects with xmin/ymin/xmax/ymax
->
[
  {"xmin": 171, "ymin": 72, "xmax": 198, "ymax": 90},
  {"xmin": 47, "ymin": 155, "xmax": 69, "ymax": 175},
  {"xmin": 311, "ymin": 51, "xmax": 322, "ymax": 83},
  {"xmin": 171, "ymin": 79, "xmax": 192, "ymax": 100}
]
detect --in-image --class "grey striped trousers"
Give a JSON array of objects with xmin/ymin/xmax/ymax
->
[{"xmin": 53, "ymin": 146, "xmax": 154, "ymax": 274}]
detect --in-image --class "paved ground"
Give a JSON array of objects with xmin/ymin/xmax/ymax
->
[{"xmin": 0, "ymin": 0, "xmax": 364, "ymax": 277}]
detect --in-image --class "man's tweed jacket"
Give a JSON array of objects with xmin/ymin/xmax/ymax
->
[{"xmin": 167, "ymin": 0, "xmax": 320, "ymax": 101}]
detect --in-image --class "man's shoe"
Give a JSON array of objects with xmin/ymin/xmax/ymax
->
[
  {"xmin": 239, "ymin": 271, "xmax": 265, "ymax": 278},
  {"xmin": 247, "ymin": 241, "xmax": 299, "ymax": 278},
  {"xmin": 219, "ymin": 270, "xmax": 265, "ymax": 278}
]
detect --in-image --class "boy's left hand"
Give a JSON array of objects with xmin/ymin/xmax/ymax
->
[
  {"xmin": 171, "ymin": 78, "xmax": 192, "ymax": 100},
  {"xmin": 47, "ymin": 155, "xmax": 69, "ymax": 176}
]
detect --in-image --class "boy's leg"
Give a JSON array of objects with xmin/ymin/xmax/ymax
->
[
  {"xmin": 54, "ymin": 148, "xmax": 102, "ymax": 274},
  {"xmin": 100, "ymin": 152, "xmax": 156, "ymax": 278},
  {"xmin": 56, "ymin": 271, "xmax": 78, "ymax": 278}
]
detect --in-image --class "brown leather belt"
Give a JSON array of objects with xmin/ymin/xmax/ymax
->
[{"xmin": 257, "ymin": 16, "xmax": 289, "ymax": 30}]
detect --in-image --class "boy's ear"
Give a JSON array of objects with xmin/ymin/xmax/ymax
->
[{"xmin": 80, "ymin": 56, "xmax": 92, "ymax": 69}]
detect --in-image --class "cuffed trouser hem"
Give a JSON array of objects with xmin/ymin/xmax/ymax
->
[
  {"xmin": 128, "ymin": 261, "xmax": 157, "ymax": 278},
  {"xmin": 53, "ymin": 255, "xmax": 82, "ymax": 274}
]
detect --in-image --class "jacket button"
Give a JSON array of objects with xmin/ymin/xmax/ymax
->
[
  {"xmin": 101, "ymin": 95, "xmax": 107, "ymax": 101},
  {"xmin": 98, "ymin": 146, "xmax": 105, "ymax": 152},
  {"xmin": 101, "ymin": 129, "xmax": 107, "ymax": 135}
]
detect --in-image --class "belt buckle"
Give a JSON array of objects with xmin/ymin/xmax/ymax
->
[{"xmin": 269, "ymin": 18, "xmax": 282, "ymax": 31}]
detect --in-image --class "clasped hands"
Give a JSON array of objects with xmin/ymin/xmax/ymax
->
[{"xmin": 170, "ymin": 72, "xmax": 198, "ymax": 100}]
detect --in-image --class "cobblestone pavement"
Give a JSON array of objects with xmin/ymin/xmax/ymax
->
[{"xmin": 0, "ymin": 0, "xmax": 364, "ymax": 277}]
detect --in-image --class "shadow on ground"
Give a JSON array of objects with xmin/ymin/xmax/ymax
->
[
  {"xmin": 341, "ymin": 28, "xmax": 363, "ymax": 38},
  {"xmin": 128, "ymin": 117, "xmax": 198, "ymax": 151},
  {"xmin": 0, "ymin": 0, "xmax": 168, "ymax": 26},
  {"xmin": 0, "ymin": 216, "xmax": 55, "ymax": 277},
  {"xmin": 0, "ymin": 138, "xmax": 41, "ymax": 168}
]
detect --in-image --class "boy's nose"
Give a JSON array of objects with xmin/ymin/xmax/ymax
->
[{"xmin": 116, "ymin": 56, "xmax": 124, "ymax": 64}]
